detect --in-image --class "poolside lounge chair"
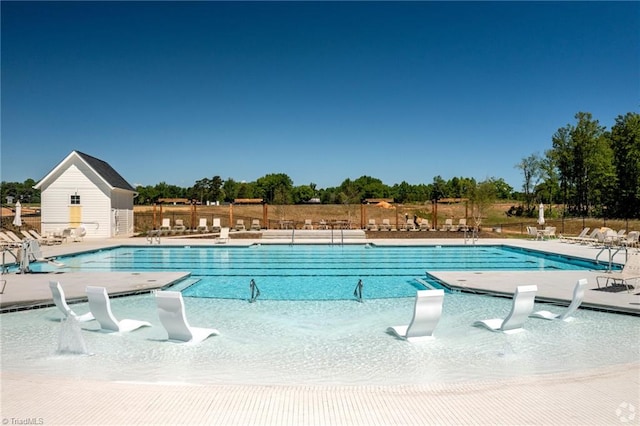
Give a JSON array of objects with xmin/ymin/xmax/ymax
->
[
  {"xmin": 419, "ymin": 219, "xmax": 430, "ymax": 231},
  {"xmin": 473, "ymin": 285, "xmax": 538, "ymax": 333},
  {"xmin": 366, "ymin": 219, "xmax": 378, "ymax": 231},
  {"xmin": 49, "ymin": 281, "xmax": 95, "ymax": 322},
  {"xmin": 387, "ymin": 289, "xmax": 444, "ymax": 342},
  {"xmin": 560, "ymin": 227, "xmax": 590, "ymax": 243},
  {"xmin": 159, "ymin": 218, "xmax": 171, "ymax": 234},
  {"xmin": 211, "ymin": 218, "xmax": 221, "ymax": 233},
  {"xmin": 86, "ymin": 286, "xmax": 151, "ymax": 333},
  {"xmin": 155, "ymin": 291, "xmax": 220, "ymax": 343},
  {"xmin": 440, "ymin": 219, "xmax": 454, "ymax": 232},
  {"xmin": 250, "ymin": 219, "xmax": 261, "ymax": 231},
  {"xmin": 196, "ymin": 218, "xmax": 209, "ymax": 233},
  {"xmin": 542, "ymin": 226, "xmax": 557, "ymax": 239},
  {"xmin": 302, "ymin": 219, "xmax": 314, "ymax": 230},
  {"xmin": 216, "ymin": 227, "xmax": 230, "ymax": 244},
  {"xmin": 457, "ymin": 218, "xmax": 469, "ymax": 232},
  {"xmin": 317, "ymin": 220, "xmax": 329, "ymax": 230},
  {"xmin": 4, "ymin": 230, "xmax": 25, "ymax": 243},
  {"xmin": 235, "ymin": 219, "xmax": 246, "ymax": 231},
  {"xmin": 596, "ymin": 251, "xmax": 640, "ymax": 292},
  {"xmin": 379, "ymin": 219, "xmax": 391, "ymax": 231},
  {"xmin": 173, "ymin": 219, "xmax": 186, "ymax": 233},
  {"xmin": 29, "ymin": 229, "xmax": 61, "ymax": 245},
  {"xmin": 71, "ymin": 226, "xmax": 86, "ymax": 242},
  {"xmin": 621, "ymin": 231, "xmax": 639, "ymax": 249},
  {"xmin": 530, "ymin": 279, "xmax": 588, "ymax": 321}
]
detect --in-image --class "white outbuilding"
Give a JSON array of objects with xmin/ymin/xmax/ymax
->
[{"xmin": 34, "ymin": 151, "xmax": 137, "ymax": 238}]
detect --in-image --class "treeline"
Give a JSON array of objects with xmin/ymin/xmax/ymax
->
[
  {"xmin": 518, "ymin": 112, "xmax": 639, "ymax": 219},
  {"xmin": 1, "ymin": 111, "xmax": 638, "ymax": 219}
]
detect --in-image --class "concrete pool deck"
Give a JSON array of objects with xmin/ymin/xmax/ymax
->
[{"xmin": 1, "ymin": 236, "xmax": 639, "ymax": 425}]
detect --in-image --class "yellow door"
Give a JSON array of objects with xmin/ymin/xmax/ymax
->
[{"xmin": 69, "ymin": 205, "xmax": 82, "ymax": 227}]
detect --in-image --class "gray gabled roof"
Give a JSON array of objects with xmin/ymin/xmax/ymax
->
[
  {"xmin": 75, "ymin": 151, "xmax": 136, "ymax": 191},
  {"xmin": 34, "ymin": 150, "xmax": 137, "ymax": 192}
]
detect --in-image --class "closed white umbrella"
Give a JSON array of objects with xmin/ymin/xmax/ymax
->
[
  {"xmin": 537, "ymin": 203, "xmax": 545, "ymax": 226},
  {"xmin": 12, "ymin": 201, "xmax": 22, "ymax": 227}
]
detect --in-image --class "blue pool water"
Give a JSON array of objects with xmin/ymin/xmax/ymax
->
[{"xmin": 23, "ymin": 244, "xmax": 616, "ymax": 301}]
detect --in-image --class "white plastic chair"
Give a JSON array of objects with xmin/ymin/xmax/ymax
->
[
  {"xmin": 155, "ymin": 291, "xmax": 219, "ymax": 343},
  {"xmin": 473, "ymin": 285, "xmax": 538, "ymax": 333},
  {"xmin": 49, "ymin": 281, "xmax": 95, "ymax": 322},
  {"xmin": 530, "ymin": 279, "xmax": 587, "ymax": 321},
  {"xmin": 387, "ymin": 289, "xmax": 445, "ymax": 342},
  {"xmin": 86, "ymin": 286, "xmax": 151, "ymax": 333}
]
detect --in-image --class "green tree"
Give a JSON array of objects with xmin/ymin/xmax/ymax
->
[
  {"xmin": 516, "ymin": 153, "xmax": 542, "ymax": 215},
  {"xmin": 609, "ymin": 112, "xmax": 640, "ymax": 218},
  {"xmin": 256, "ymin": 173, "xmax": 293, "ymax": 204}
]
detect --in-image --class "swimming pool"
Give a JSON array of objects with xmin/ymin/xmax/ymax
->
[
  {"xmin": 1, "ymin": 292, "xmax": 638, "ymax": 386},
  {"xmin": 21, "ymin": 244, "xmax": 618, "ymax": 300}
]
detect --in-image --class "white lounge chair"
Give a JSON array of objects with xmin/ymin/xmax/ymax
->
[
  {"xmin": 302, "ymin": 219, "xmax": 314, "ymax": 230},
  {"xmin": 159, "ymin": 218, "xmax": 171, "ymax": 234},
  {"xmin": 560, "ymin": 227, "xmax": 590, "ymax": 243},
  {"xmin": 440, "ymin": 218, "xmax": 454, "ymax": 231},
  {"xmin": 596, "ymin": 251, "xmax": 640, "ymax": 292},
  {"xmin": 49, "ymin": 281, "xmax": 95, "ymax": 322},
  {"xmin": 530, "ymin": 279, "xmax": 588, "ymax": 321},
  {"xmin": 173, "ymin": 219, "xmax": 186, "ymax": 233},
  {"xmin": 473, "ymin": 285, "xmax": 538, "ymax": 333},
  {"xmin": 211, "ymin": 218, "xmax": 221, "ymax": 233},
  {"xmin": 235, "ymin": 219, "xmax": 246, "ymax": 231},
  {"xmin": 196, "ymin": 218, "xmax": 209, "ymax": 233},
  {"xmin": 155, "ymin": 291, "xmax": 220, "ymax": 343},
  {"xmin": 387, "ymin": 289, "xmax": 445, "ymax": 342},
  {"xmin": 366, "ymin": 219, "xmax": 378, "ymax": 231},
  {"xmin": 250, "ymin": 219, "xmax": 261, "ymax": 231},
  {"xmin": 419, "ymin": 219, "xmax": 430, "ymax": 231},
  {"xmin": 86, "ymin": 286, "xmax": 151, "ymax": 333},
  {"xmin": 216, "ymin": 227, "xmax": 230, "ymax": 244},
  {"xmin": 379, "ymin": 219, "xmax": 391, "ymax": 231},
  {"xmin": 457, "ymin": 218, "xmax": 469, "ymax": 232}
]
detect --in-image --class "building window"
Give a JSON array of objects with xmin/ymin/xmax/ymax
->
[{"xmin": 70, "ymin": 195, "xmax": 81, "ymax": 205}]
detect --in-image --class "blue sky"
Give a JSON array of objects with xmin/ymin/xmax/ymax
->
[{"xmin": 2, "ymin": 1, "xmax": 638, "ymax": 192}]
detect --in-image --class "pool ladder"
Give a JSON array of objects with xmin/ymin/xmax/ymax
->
[
  {"xmin": 249, "ymin": 279, "xmax": 261, "ymax": 303},
  {"xmin": 353, "ymin": 279, "xmax": 363, "ymax": 302},
  {"xmin": 596, "ymin": 245, "xmax": 626, "ymax": 272}
]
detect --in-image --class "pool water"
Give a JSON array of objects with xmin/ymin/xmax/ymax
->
[
  {"xmin": 1, "ymin": 293, "xmax": 638, "ymax": 386},
  {"xmin": 23, "ymin": 244, "xmax": 617, "ymax": 300}
]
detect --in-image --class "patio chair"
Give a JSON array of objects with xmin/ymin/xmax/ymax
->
[
  {"xmin": 235, "ymin": 219, "xmax": 246, "ymax": 231},
  {"xmin": 86, "ymin": 286, "xmax": 151, "ymax": 333},
  {"xmin": 379, "ymin": 219, "xmax": 391, "ymax": 231},
  {"xmin": 155, "ymin": 291, "xmax": 220, "ymax": 343},
  {"xmin": 530, "ymin": 279, "xmax": 588, "ymax": 321},
  {"xmin": 159, "ymin": 218, "xmax": 171, "ymax": 234},
  {"xmin": 387, "ymin": 289, "xmax": 444, "ymax": 342},
  {"xmin": 302, "ymin": 219, "xmax": 314, "ymax": 230},
  {"xmin": 211, "ymin": 218, "xmax": 221, "ymax": 233},
  {"xmin": 216, "ymin": 227, "xmax": 230, "ymax": 244},
  {"xmin": 596, "ymin": 251, "xmax": 640, "ymax": 292},
  {"xmin": 250, "ymin": 219, "xmax": 261, "ymax": 231},
  {"xmin": 173, "ymin": 219, "xmax": 186, "ymax": 233},
  {"xmin": 49, "ymin": 281, "xmax": 95, "ymax": 322},
  {"xmin": 366, "ymin": 219, "xmax": 378, "ymax": 231},
  {"xmin": 419, "ymin": 219, "xmax": 430, "ymax": 231},
  {"xmin": 542, "ymin": 226, "xmax": 557, "ymax": 239},
  {"xmin": 621, "ymin": 231, "xmax": 639, "ymax": 249},
  {"xmin": 457, "ymin": 218, "xmax": 469, "ymax": 232},
  {"xmin": 440, "ymin": 219, "xmax": 454, "ymax": 231},
  {"xmin": 560, "ymin": 227, "xmax": 589, "ymax": 243},
  {"xmin": 196, "ymin": 218, "xmax": 209, "ymax": 233},
  {"xmin": 526, "ymin": 226, "xmax": 541, "ymax": 240},
  {"xmin": 473, "ymin": 285, "xmax": 538, "ymax": 333}
]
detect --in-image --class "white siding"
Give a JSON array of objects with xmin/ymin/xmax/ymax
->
[{"xmin": 41, "ymin": 163, "xmax": 110, "ymax": 238}]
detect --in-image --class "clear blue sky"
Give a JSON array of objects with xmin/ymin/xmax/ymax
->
[{"xmin": 2, "ymin": 1, "xmax": 638, "ymax": 191}]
